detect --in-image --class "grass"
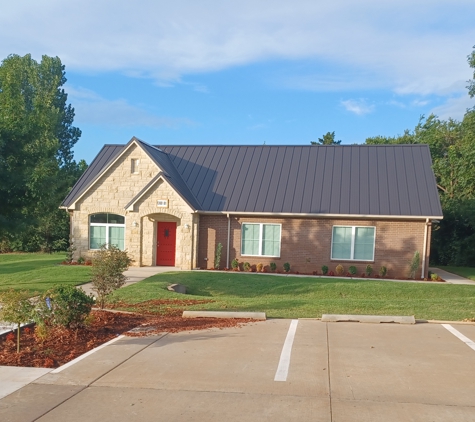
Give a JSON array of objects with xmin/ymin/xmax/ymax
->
[
  {"xmin": 109, "ymin": 271, "xmax": 475, "ymax": 321},
  {"xmin": 0, "ymin": 253, "xmax": 91, "ymax": 294},
  {"xmin": 438, "ymin": 266, "xmax": 475, "ymax": 281}
]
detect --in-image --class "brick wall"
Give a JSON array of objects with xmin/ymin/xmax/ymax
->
[{"xmin": 198, "ymin": 215, "xmax": 429, "ymax": 279}]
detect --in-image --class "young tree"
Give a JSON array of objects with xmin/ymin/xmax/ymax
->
[{"xmin": 0, "ymin": 290, "xmax": 34, "ymax": 353}]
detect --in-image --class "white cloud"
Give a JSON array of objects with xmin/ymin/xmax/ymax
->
[
  {"xmin": 1, "ymin": 1, "xmax": 474, "ymax": 97},
  {"xmin": 411, "ymin": 99, "xmax": 430, "ymax": 107},
  {"xmin": 341, "ymin": 99, "xmax": 374, "ymax": 115},
  {"xmin": 67, "ymin": 86, "xmax": 194, "ymax": 128},
  {"xmin": 430, "ymin": 94, "xmax": 474, "ymax": 121}
]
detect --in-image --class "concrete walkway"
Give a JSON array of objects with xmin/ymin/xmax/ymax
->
[{"xmin": 429, "ymin": 267, "xmax": 475, "ymax": 285}]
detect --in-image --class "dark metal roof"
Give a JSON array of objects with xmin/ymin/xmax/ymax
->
[{"xmin": 62, "ymin": 143, "xmax": 443, "ymax": 218}]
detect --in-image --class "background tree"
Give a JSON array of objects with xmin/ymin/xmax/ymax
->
[
  {"xmin": 311, "ymin": 131, "xmax": 342, "ymax": 145},
  {"xmin": 0, "ymin": 54, "xmax": 84, "ymax": 252},
  {"xmin": 467, "ymin": 44, "xmax": 475, "ymax": 98},
  {"xmin": 365, "ymin": 46, "xmax": 475, "ymax": 265}
]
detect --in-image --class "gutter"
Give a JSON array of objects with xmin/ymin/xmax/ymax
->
[
  {"xmin": 226, "ymin": 213, "xmax": 230, "ymax": 269},
  {"xmin": 197, "ymin": 211, "xmax": 443, "ymax": 221},
  {"xmin": 421, "ymin": 218, "xmax": 430, "ymax": 279}
]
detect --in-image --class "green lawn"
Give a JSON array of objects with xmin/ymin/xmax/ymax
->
[
  {"xmin": 0, "ymin": 253, "xmax": 91, "ymax": 293},
  {"xmin": 110, "ymin": 271, "xmax": 475, "ymax": 321},
  {"xmin": 438, "ymin": 266, "xmax": 475, "ymax": 281}
]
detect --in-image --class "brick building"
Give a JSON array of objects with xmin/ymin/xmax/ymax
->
[{"xmin": 61, "ymin": 138, "xmax": 443, "ymax": 278}]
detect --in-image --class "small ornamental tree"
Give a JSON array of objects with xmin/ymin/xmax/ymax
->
[
  {"xmin": 91, "ymin": 245, "xmax": 133, "ymax": 309},
  {"xmin": 0, "ymin": 289, "xmax": 34, "ymax": 353},
  {"xmin": 408, "ymin": 251, "xmax": 420, "ymax": 279},
  {"xmin": 214, "ymin": 243, "xmax": 223, "ymax": 269}
]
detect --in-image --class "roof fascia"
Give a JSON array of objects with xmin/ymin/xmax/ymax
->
[
  {"xmin": 68, "ymin": 138, "xmax": 160, "ymax": 210},
  {"xmin": 197, "ymin": 211, "xmax": 443, "ymax": 220}
]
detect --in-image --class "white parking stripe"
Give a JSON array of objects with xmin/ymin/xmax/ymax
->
[
  {"xmin": 442, "ymin": 324, "xmax": 475, "ymax": 352},
  {"xmin": 274, "ymin": 319, "xmax": 299, "ymax": 382}
]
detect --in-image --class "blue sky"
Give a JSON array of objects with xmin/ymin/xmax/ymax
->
[{"xmin": 2, "ymin": 1, "xmax": 475, "ymax": 164}]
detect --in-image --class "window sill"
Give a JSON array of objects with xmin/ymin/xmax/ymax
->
[
  {"xmin": 240, "ymin": 255, "xmax": 281, "ymax": 259},
  {"xmin": 330, "ymin": 259, "xmax": 375, "ymax": 263}
]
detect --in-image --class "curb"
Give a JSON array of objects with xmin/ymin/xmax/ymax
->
[
  {"xmin": 182, "ymin": 311, "xmax": 266, "ymax": 320},
  {"xmin": 321, "ymin": 314, "xmax": 416, "ymax": 324}
]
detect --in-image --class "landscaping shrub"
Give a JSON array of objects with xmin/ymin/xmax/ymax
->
[
  {"xmin": 335, "ymin": 264, "xmax": 344, "ymax": 276},
  {"xmin": 231, "ymin": 258, "xmax": 239, "ymax": 271},
  {"xmin": 431, "ymin": 272, "xmax": 439, "ymax": 281},
  {"xmin": 349, "ymin": 265, "xmax": 357, "ymax": 276},
  {"xmin": 365, "ymin": 264, "xmax": 373, "ymax": 277},
  {"xmin": 91, "ymin": 245, "xmax": 133, "ymax": 309},
  {"xmin": 283, "ymin": 262, "xmax": 291, "ymax": 273},
  {"xmin": 243, "ymin": 262, "xmax": 251, "ymax": 272},
  {"xmin": 321, "ymin": 265, "xmax": 328, "ymax": 275},
  {"xmin": 270, "ymin": 262, "xmax": 277, "ymax": 272},
  {"xmin": 256, "ymin": 263, "xmax": 263, "ymax": 272},
  {"xmin": 379, "ymin": 266, "xmax": 387, "ymax": 278},
  {"xmin": 37, "ymin": 285, "xmax": 94, "ymax": 328}
]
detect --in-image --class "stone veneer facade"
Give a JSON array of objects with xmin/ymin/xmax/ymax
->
[
  {"xmin": 198, "ymin": 215, "xmax": 431, "ymax": 279},
  {"xmin": 70, "ymin": 143, "xmax": 198, "ymax": 269}
]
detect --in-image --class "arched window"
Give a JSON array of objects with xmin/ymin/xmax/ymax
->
[{"xmin": 89, "ymin": 213, "xmax": 125, "ymax": 250}]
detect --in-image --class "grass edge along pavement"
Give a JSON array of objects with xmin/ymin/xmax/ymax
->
[{"xmin": 108, "ymin": 271, "xmax": 475, "ymax": 321}]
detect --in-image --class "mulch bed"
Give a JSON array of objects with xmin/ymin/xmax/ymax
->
[{"xmin": 0, "ymin": 299, "xmax": 254, "ymax": 368}]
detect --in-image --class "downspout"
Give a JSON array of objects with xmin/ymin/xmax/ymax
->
[
  {"xmin": 227, "ymin": 213, "xmax": 230, "ymax": 269},
  {"xmin": 421, "ymin": 218, "xmax": 429, "ymax": 279}
]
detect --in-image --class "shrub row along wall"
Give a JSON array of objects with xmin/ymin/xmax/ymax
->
[{"xmin": 198, "ymin": 215, "xmax": 428, "ymax": 279}]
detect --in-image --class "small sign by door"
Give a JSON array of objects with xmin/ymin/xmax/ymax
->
[{"xmin": 156, "ymin": 222, "xmax": 176, "ymax": 266}]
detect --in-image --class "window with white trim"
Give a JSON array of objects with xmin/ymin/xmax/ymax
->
[
  {"xmin": 331, "ymin": 226, "xmax": 375, "ymax": 261},
  {"xmin": 131, "ymin": 159, "xmax": 139, "ymax": 174},
  {"xmin": 89, "ymin": 213, "xmax": 125, "ymax": 250},
  {"xmin": 241, "ymin": 223, "xmax": 281, "ymax": 257}
]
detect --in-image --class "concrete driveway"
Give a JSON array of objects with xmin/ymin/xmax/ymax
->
[{"xmin": 1, "ymin": 319, "xmax": 475, "ymax": 422}]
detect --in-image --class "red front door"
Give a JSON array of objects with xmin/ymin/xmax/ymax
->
[{"xmin": 156, "ymin": 222, "xmax": 176, "ymax": 266}]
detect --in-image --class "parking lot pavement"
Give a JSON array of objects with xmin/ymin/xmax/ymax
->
[{"xmin": 1, "ymin": 320, "xmax": 475, "ymax": 421}]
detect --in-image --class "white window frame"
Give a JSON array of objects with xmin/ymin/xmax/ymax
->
[
  {"xmin": 89, "ymin": 214, "xmax": 126, "ymax": 250},
  {"xmin": 131, "ymin": 158, "xmax": 139, "ymax": 174},
  {"xmin": 241, "ymin": 223, "xmax": 281, "ymax": 257},
  {"xmin": 331, "ymin": 225, "xmax": 376, "ymax": 261}
]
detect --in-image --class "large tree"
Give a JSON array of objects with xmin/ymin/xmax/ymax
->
[{"xmin": 0, "ymin": 54, "xmax": 82, "ymax": 250}]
